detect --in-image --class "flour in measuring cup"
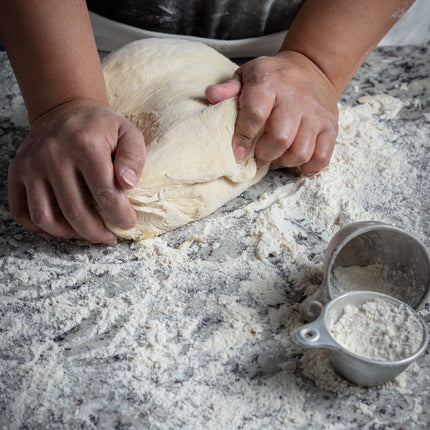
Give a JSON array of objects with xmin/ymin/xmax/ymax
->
[
  {"xmin": 330, "ymin": 298, "xmax": 424, "ymax": 361},
  {"xmin": 332, "ymin": 264, "xmax": 416, "ymax": 305}
]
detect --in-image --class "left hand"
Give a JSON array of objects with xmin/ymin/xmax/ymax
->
[{"xmin": 206, "ymin": 50, "xmax": 339, "ymax": 175}]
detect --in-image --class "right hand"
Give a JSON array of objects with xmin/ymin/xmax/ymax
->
[{"xmin": 8, "ymin": 99, "xmax": 146, "ymax": 245}]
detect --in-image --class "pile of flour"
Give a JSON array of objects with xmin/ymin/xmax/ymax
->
[{"xmin": 330, "ymin": 298, "xmax": 424, "ymax": 361}]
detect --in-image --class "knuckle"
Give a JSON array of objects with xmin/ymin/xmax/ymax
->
[
  {"xmin": 317, "ymin": 154, "xmax": 331, "ymax": 170},
  {"xmin": 291, "ymin": 147, "xmax": 313, "ymax": 165},
  {"xmin": 69, "ymin": 127, "xmax": 109, "ymax": 156},
  {"xmin": 43, "ymin": 137, "xmax": 63, "ymax": 162},
  {"xmin": 127, "ymin": 121, "xmax": 144, "ymax": 138},
  {"xmin": 313, "ymin": 147, "xmax": 333, "ymax": 170},
  {"xmin": 118, "ymin": 146, "xmax": 143, "ymax": 167},
  {"xmin": 242, "ymin": 60, "xmax": 274, "ymax": 85},
  {"xmin": 248, "ymin": 72, "xmax": 275, "ymax": 94},
  {"xmin": 322, "ymin": 117, "xmax": 338, "ymax": 137},
  {"xmin": 279, "ymin": 85, "xmax": 302, "ymax": 104},
  {"xmin": 242, "ymin": 104, "xmax": 267, "ymax": 127},
  {"xmin": 29, "ymin": 205, "xmax": 49, "ymax": 227},
  {"xmin": 298, "ymin": 153, "xmax": 313, "ymax": 165},
  {"xmin": 62, "ymin": 114, "xmax": 82, "ymax": 131},
  {"xmin": 63, "ymin": 205, "xmax": 83, "ymax": 226},
  {"xmin": 76, "ymin": 141, "xmax": 108, "ymax": 169},
  {"xmin": 94, "ymin": 187, "xmax": 117, "ymax": 207},
  {"xmin": 254, "ymin": 71, "xmax": 273, "ymax": 87},
  {"xmin": 270, "ymin": 129, "xmax": 291, "ymax": 149},
  {"xmin": 73, "ymin": 133, "xmax": 97, "ymax": 154},
  {"xmin": 318, "ymin": 145, "xmax": 333, "ymax": 163},
  {"xmin": 235, "ymin": 131, "xmax": 254, "ymax": 148}
]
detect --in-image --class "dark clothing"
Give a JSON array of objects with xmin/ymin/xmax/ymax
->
[{"xmin": 87, "ymin": 0, "xmax": 304, "ymax": 40}]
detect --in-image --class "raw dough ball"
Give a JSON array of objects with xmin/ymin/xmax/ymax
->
[{"xmin": 102, "ymin": 38, "xmax": 269, "ymax": 240}]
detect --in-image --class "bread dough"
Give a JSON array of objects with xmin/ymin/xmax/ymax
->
[{"xmin": 102, "ymin": 38, "xmax": 269, "ymax": 239}]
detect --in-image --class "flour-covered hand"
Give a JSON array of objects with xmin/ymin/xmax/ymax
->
[
  {"xmin": 206, "ymin": 50, "xmax": 339, "ymax": 174},
  {"xmin": 8, "ymin": 99, "xmax": 146, "ymax": 244}
]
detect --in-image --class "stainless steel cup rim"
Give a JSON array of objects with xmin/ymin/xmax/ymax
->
[{"xmin": 294, "ymin": 291, "xmax": 429, "ymax": 366}]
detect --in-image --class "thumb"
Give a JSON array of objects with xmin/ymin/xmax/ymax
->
[
  {"xmin": 114, "ymin": 122, "xmax": 146, "ymax": 189},
  {"xmin": 205, "ymin": 74, "xmax": 242, "ymax": 105}
]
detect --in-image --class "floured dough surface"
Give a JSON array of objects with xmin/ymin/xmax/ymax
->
[{"xmin": 102, "ymin": 38, "xmax": 269, "ymax": 239}]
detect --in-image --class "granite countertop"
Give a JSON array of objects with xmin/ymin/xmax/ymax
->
[{"xmin": 0, "ymin": 45, "xmax": 429, "ymax": 429}]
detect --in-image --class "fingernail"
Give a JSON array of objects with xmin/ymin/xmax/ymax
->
[
  {"xmin": 121, "ymin": 168, "xmax": 138, "ymax": 187},
  {"xmin": 234, "ymin": 145, "xmax": 248, "ymax": 162}
]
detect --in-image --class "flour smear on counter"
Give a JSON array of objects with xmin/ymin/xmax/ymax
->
[{"xmin": 1, "ymin": 94, "xmax": 429, "ymax": 428}]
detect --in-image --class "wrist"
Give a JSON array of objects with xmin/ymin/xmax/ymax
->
[
  {"xmin": 30, "ymin": 97, "xmax": 111, "ymax": 129},
  {"xmin": 278, "ymin": 0, "xmax": 413, "ymax": 98},
  {"xmin": 276, "ymin": 49, "xmax": 340, "ymax": 98},
  {"xmin": 30, "ymin": 98, "xmax": 111, "ymax": 128}
]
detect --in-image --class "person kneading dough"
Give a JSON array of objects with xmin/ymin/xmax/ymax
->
[
  {"xmin": 1, "ymin": 1, "xmax": 419, "ymax": 244},
  {"xmin": 102, "ymin": 39, "xmax": 269, "ymax": 239}
]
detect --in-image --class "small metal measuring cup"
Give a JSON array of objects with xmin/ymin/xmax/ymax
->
[
  {"xmin": 300, "ymin": 221, "xmax": 430, "ymax": 321},
  {"xmin": 293, "ymin": 291, "xmax": 429, "ymax": 386}
]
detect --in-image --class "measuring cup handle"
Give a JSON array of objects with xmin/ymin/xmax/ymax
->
[
  {"xmin": 292, "ymin": 318, "xmax": 334, "ymax": 349},
  {"xmin": 299, "ymin": 278, "xmax": 331, "ymax": 321}
]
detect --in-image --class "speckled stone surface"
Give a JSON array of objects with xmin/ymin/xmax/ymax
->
[{"xmin": 0, "ymin": 46, "xmax": 429, "ymax": 429}]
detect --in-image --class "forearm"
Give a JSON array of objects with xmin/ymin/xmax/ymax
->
[
  {"xmin": 0, "ymin": 0, "xmax": 107, "ymax": 123},
  {"xmin": 281, "ymin": 0, "xmax": 415, "ymax": 96}
]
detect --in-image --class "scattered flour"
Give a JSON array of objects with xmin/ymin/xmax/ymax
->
[
  {"xmin": 301, "ymin": 349, "xmax": 364, "ymax": 395},
  {"xmin": 248, "ymin": 95, "xmax": 419, "ymax": 270},
  {"xmin": 197, "ymin": 295, "xmax": 264, "ymax": 361},
  {"xmin": 330, "ymin": 298, "xmax": 424, "ymax": 361},
  {"xmin": 9, "ymin": 95, "xmax": 29, "ymax": 128},
  {"xmin": 1, "ymin": 92, "xmax": 429, "ymax": 428},
  {"xmin": 357, "ymin": 94, "xmax": 404, "ymax": 118},
  {"xmin": 300, "ymin": 347, "xmax": 410, "ymax": 394}
]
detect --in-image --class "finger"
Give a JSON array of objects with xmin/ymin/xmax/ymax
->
[
  {"xmin": 270, "ymin": 119, "xmax": 316, "ymax": 169},
  {"xmin": 254, "ymin": 104, "xmax": 300, "ymax": 163},
  {"xmin": 52, "ymin": 167, "xmax": 118, "ymax": 245},
  {"xmin": 8, "ymin": 178, "xmax": 42, "ymax": 233},
  {"xmin": 300, "ymin": 130, "xmax": 336, "ymax": 175},
  {"xmin": 205, "ymin": 76, "xmax": 242, "ymax": 104},
  {"xmin": 81, "ymin": 147, "xmax": 136, "ymax": 231},
  {"xmin": 114, "ymin": 121, "xmax": 146, "ymax": 189},
  {"xmin": 232, "ymin": 85, "xmax": 275, "ymax": 161},
  {"xmin": 25, "ymin": 179, "xmax": 78, "ymax": 239}
]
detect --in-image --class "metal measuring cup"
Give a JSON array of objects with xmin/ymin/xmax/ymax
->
[
  {"xmin": 293, "ymin": 291, "xmax": 429, "ymax": 386},
  {"xmin": 300, "ymin": 221, "xmax": 430, "ymax": 321}
]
